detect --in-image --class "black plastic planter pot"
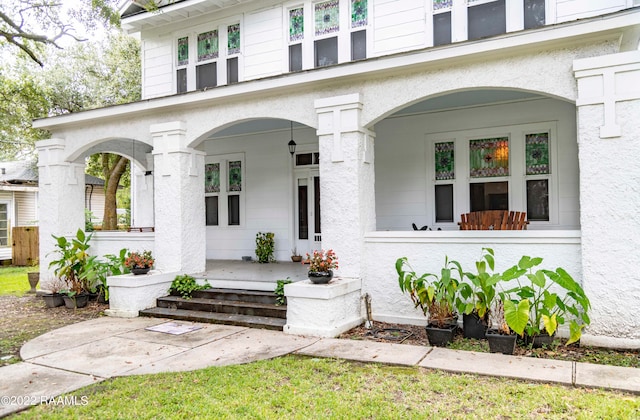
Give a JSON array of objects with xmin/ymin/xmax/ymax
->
[
  {"xmin": 462, "ymin": 313, "xmax": 487, "ymax": 339},
  {"xmin": 486, "ymin": 330, "xmax": 517, "ymax": 354},
  {"xmin": 425, "ymin": 324, "xmax": 457, "ymax": 347},
  {"xmin": 526, "ymin": 332, "xmax": 555, "ymax": 348},
  {"xmin": 42, "ymin": 293, "xmax": 64, "ymax": 308},
  {"xmin": 62, "ymin": 294, "xmax": 89, "ymax": 309}
]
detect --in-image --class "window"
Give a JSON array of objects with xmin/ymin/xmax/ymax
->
[
  {"xmin": 467, "ymin": 0, "xmax": 506, "ymax": 41},
  {"xmin": 524, "ymin": 0, "xmax": 545, "ymax": 29},
  {"xmin": 315, "ymin": 37, "xmax": 338, "ymax": 67},
  {"xmin": 350, "ymin": 0, "xmax": 367, "ymax": 60},
  {"xmin": 0, "ymin": 203, "xmax": 8, "ymax": 246},
  {"xmin": 196, "ymin": 30, "xmax": 219, "ymax": 89},
  {"xmin": 227, "ymin": 23, "xmax": 241, "ymax": 84},
  {"xmin": 432, "ymin": 0, "xmax": 452, "ymax": 46},
  {"xmin": 176, "ymin": 36, "xmax": 189, "ymax": 93},
  {"xmin": 351, "ymin": 30, "xmax": 366, "ymax": 61},
  {"xmin": 314, "ymin": 0, "xmax": 339, "ymax": 68},
  {"xmin": 429, "ymin": 123, "xmax": 556, "ymax": 227},
  {"xmin": 204, "ymin": 155, "xmax": 244, "ymax": 227},
  {"xmin": 289, "ymin": 7, "xmax": 304, "ymax": 72}
]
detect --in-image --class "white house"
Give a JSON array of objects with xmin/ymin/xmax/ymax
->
[{"xmin": 33, "ymin": 0, "xmax": 640, "ymax": 348}]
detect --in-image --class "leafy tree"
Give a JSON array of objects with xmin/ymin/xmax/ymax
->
[{"xmin": 0, "ymin": 0, "xmax": 120, "ymax": 66}]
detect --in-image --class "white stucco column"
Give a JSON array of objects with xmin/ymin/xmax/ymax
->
[
  {"xmin": 131, "ymin": 153, "xmax": 154, "ymax": 228},
  {"xmin": 314, "ymin": 94, "xmax": 376, "ymax": 279},
  {"xmin": 36, "ymin": 139, "xmax": 86, "ymax": 282},
  {"xmin": 151, "ymin": 122, "xmax": 206, "ymax": 273},
  {"xmin": 574, "ymin": 51, "xmax": 640, "ymax": 348}
]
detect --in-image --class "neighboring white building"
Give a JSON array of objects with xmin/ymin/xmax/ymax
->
[{"xmin": 33, "ymin": 1, "xmax": 640, "ymax": 347}]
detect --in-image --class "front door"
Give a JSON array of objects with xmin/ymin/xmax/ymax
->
[{"xmin": 295, "ymin": 170, "xmax": 321, "ymax": 255}]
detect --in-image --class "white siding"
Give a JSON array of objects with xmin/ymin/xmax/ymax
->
[
  {"xmin": 372, "ymin": 0, "xmax": 426, "ymax": 56},
  {"xmin": 142, "ymin": 38, "xmax": 174, "ymax": 99},
  {"xmin": 86, "ymin": 188, "xmax": 106, "ymax": 224},
  {"xmin": 554, "ymin": 0, "xmax": 629, "ymax": 23},
  {"xmin": 14, "ymin": 191, "xmax": 37, "ymax": 226},
  {"xmin": 243, "ymin": 6, "xmax": 283, "ymax": 80}
]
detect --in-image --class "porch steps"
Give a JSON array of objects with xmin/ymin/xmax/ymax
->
[{"xmin": 139, "ymin": 288, "xmax": 286, "ymax": 331}]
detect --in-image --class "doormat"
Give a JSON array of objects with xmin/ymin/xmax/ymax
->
[{"xmin": 146, "ymin": 322, "xmax": 203, "ymax": 335}]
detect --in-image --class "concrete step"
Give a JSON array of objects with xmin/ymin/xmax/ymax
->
[
  {"xmin": 139, "ymin": 307, "xmax": 286, "ymax": 331},
  {"xmin": 157, "ymin": 295, "xmax": 286, "ymax": 319},
  {"xmin": 185, "ymin": 288, "xmax": 279, "ymax": 305}
]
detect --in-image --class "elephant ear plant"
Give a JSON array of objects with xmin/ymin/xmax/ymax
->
[
  {"xmin": 500, "ymin": 255, "xmax": 591, "ymax": 345},
  {"xmin": 396, "ymin": 255, "xmax": 462, "ymax": 328},
  {"xmin": 456, "ymin": 248, "xmax": 501, "ymax": 325}
]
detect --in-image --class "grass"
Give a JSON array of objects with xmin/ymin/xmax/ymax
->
[
  {"xmin": 0, "ymin": 266, "xmax": 33, "ymax": 296},
  {"xmin": 18, "ymin": 355, "xmax": 640, "ymax": 419}
]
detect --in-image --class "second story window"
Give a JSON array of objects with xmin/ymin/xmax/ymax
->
[
  {"xmin": 176, "ymin": 37, "xmax": 189, "ymax": 93},
  {"xmin": 314, "ymin": 0, "xmax": 340, "ymax": 67},
  {"xmin": 467, "ymin": 0, "xmax": 505, "ymax": 41},
  {"xmin": 289, "ymin": 7, "xmax": 304, "ymax": 72},
  {"xmin": 227, "ymin": 23, "xmax": 241, "ymax": 84},
  {"xmin": 196, "ymin": 30, "xmax": 219, "ymax": 90},
  {"xmin": 350, "ymin": 0, "xmax": 367, "ymax": 60}
]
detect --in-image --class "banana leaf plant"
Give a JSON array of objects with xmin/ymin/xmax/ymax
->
[{"xmin": 500, "ymin": 255, "xmax": 591, "ymax": 345}]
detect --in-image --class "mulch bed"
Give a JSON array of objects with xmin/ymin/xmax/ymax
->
[{"xmin": 338, "ymin": 321, "xmax": 640, "ymax": 366}]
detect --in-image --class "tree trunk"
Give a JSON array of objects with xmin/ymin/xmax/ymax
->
[{"xmin": 101, "ymin": 154, "xmax": 128, "ymax": 230}]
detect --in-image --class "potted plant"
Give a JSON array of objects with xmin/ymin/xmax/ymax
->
[
  {"xmin": 81, "ymin": 248, "xmax": 129, "ymax": 303},
  {"xmin": 48, "ymin": 229, "xmax": 94, "ymax": 308},
  {"xmin": 305, "ymin": 249, "xmax": 339, "ymax": 284},
  {"xmin": 291, "ymin": 248, "xmax": 302, "ymax": 263},
  {"xmin": 501, "ymin": 255, "xmax": 591, "ymax": 347},
  {"xmin": 396, "ymin": 255, "xmax": 461, "ymax": 346},
  {"xmin": 255, "ymin": 232, "xmax": 275, "ymax": 263},
  {"xmin": 456, "ymin": 248, "xmax": 501, "ymax": 339},
  {"xmin": 41, "ymin": 277, "xmax": 65, "ymax": 308},
  {"xmin": 485, "ymin": 299, "xmax": 518, "ymax": 354},
  {"xmin": 125, "ymin": 250, "xmax": 154, "ymax": 275}
]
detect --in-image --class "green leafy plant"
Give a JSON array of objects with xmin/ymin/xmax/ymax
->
[
  {"xmin": 396, "ymin": 255, "xmax": 461, "ymax": 328},
  {"xmin": 456, "ymin": 248, "xmax": 501, "ymax": 322},
  {"xmin": 169, "ymin": 274, "xmax": 211, "ymax": 299},
  {"xmin": 81, "ymin": 248, "xmax": 129, "ymax": 301},
  {"xmin": 255, "ymin": 232, "xmax": 275, "ymax": 263},
  {"xmin": 274, "ymin": 279, "xmax": 292, "ymax": 306},
  {"xmin": 48, "ymin": 228, "xmax": 93, "ymax": 294},
  {"xmin": 500, "ymin": 255, "xmax": 591, "ymax": 345}
]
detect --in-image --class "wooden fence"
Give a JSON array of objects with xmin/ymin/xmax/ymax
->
[{"xmin": 12, "ymin": 226, "xmax": 39, "ymax": 266}]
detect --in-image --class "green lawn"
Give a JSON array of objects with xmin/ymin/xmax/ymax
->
[
  {"xmin": 0, "ymin": 266, "xmax": 34, "ymax": 296},
  {"xmin": 20, "ymin": 356, "xmax": 640, "ymax": 419}
]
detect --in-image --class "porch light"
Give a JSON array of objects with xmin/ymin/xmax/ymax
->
[{"xmin": 288, "ymin": 121, "xmax": 296, "ymax": 156}]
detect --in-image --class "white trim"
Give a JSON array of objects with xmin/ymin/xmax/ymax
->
[{"xmin": 365, "ymin": 229, "xmax": 581, "ymax": 244}]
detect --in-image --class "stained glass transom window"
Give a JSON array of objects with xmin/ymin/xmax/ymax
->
[
  {"xmin": 205, "ymin": 163, "xmax": 220, "ymax": 193},
  {"xmin": 435, "ymin": 142, "xmax": 455, "ymax": 180},
  {"xmin": 469, "ymin": 137, "xmax": 509, "ymax": 178},
  {"xmin": 228, "ymin": 161, "xmax": 242, "ymax": 191},
  {"xmin": 351, "ymin": 0, "xmax": 367, "ymax": 28},
  {"xmin": 290, "ymin": 8, "xmax": 304, "ymax": 41},
  {"xmin": 433, "ymin": 0, "xmax": 452, "ymax": 11},
  {"xmin": 315, "ymin": 0, "xmax": 340, "ymax": 36},
  {"xmin": 177, "ymin": 37, "xmax": 189, "ymax": 66},
  {"xmin": 227, "ymin": 24, "xmax": 241, "ymax": 55},
  {"xmin": 198, "ymin": 31, "xmax": 218, "ymax": 61},
  {"xmin": 525, "ymin": 133, "xmax": 550, "ymax": 175}
]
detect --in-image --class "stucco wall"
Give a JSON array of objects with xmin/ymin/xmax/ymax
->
[{"xmin": 362, "ymin": 231, "xmax": 582, "ymax": 326}]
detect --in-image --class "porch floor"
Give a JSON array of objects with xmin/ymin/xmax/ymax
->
[{"xmin": 195, "ymin": 259, "xmax": 309, "ymax": 291}]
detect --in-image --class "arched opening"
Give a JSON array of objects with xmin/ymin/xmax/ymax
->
[
  {"xmin": 371, "ymin": 88, "xmax": 577, "ymax": 231},
  {"xmin": 195, "ymin": 118, "xmax": 318, "ymax": 263}
]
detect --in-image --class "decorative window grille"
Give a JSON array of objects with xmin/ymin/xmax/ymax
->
[
  {"xmin": 315, "ymin": 0, "xmax": 340, "ymax": 36},
  {"xmin": 435, "ymin": 142, "xmax": 455, "ymax": 180},
  {"xmin": 177, "ymin": 37, "xmax": 189, "ymax": 66},
  {"xmin": 227, "ymin": 24, "xmax": 241, "ymax": 55},
  {"xmin": 290, "ymin": 7, "xmax": 304, "ymax": 41},
  {"xmin": 205, "ymin": 163, "xmax": 220, "ymax": 193},
  {"xmin": 525, "ymin": 133, "xmax": 550, "ymax": 175},
  {"xmin": 469, "ymin": 137, "xmax": 509, "ymax": 178},
  {"xmin": 198, "ymin": 31, "xmax": 218, "ymax": 61}
]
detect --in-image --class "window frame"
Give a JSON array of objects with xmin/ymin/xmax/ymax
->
[
  {"xmin": 204, "ymin": 153, "xmax": 245, "ymax": 228},
  {"xmin": 426, "ymin": 122, "xmax": 558, "ymax": 229}
]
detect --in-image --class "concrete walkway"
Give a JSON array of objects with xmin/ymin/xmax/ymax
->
[{"xmin": 1, "ymin": 317, "xmax": 639, "ymax": 417}]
